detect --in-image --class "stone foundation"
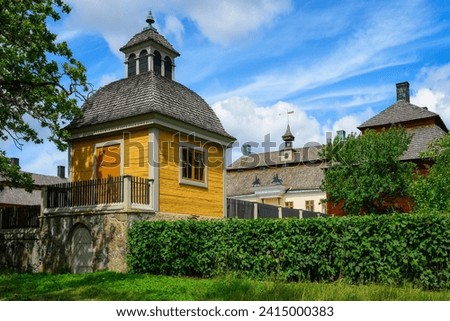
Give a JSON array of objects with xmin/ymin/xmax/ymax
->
[
  {"xmin": 0, "ymin": 228, "xmax": 40, "ymax": 272},
  {"xmin": 2, "ymin": 210, "xmax": 220, "ymax": 274},
  {"xmin": 40, "ymin": 211, "xmax": 155, "ymax": 273}
]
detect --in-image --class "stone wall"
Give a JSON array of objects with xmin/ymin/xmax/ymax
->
[
  {"xmin": 0, "ymin": 228, "xmax": 41, "ymax": 272},
  {"xmin": 40, "ymin": 211, "xmax": 155, "ymax": 273},
  {"xmin": 2, "ymin": 210, "xmax": 209, "ymax": 274}
]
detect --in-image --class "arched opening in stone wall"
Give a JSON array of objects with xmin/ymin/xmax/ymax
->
[{"xmin": 70, "ymin": 224, "xmax": 93, "ymax": 273}]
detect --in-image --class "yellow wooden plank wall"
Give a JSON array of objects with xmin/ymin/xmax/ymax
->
[
  {"xmin": 158, "ymin": 129, "xmax": 225, "ymax": 217},
  {"xmin": 123, "ymin": 129, "xmax": 149, "ymax": 178},
  {"xmin": 71, "ymin": 127, "xmax": 226, "ymax": 218},
  {"xmin": 71, "ymin": 129, "xmax": 149, "ymax": 181}
]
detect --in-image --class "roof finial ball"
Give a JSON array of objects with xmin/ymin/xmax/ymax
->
[{"xmin": 144, "ymin": 10, "xmax": 156, "ymax": 30}]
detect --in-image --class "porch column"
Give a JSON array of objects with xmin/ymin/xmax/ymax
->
[{"xmin": 123, "ymin": 175, "xmax": 132, "ymax": 211}]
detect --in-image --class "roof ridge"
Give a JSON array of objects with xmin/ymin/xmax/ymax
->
[
  {"xmin": 120, "ymin": 28, "xmax": 180, "ymax": 56},
  {"xmin": 358, "ymin": 100, "xmax": 440, "ymax": 129}
]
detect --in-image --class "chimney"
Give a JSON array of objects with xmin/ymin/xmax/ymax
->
[
  {"xmin": 57, "ymin": 166, "xmax": 65, "ymax": 179},
  {"xmin": 326, "ymin": 132, "xmax": 332, "ymax": 144},
  {"xmin": 337, "ymin": 130, "xmax": 346, "ymax": 139},
  {"xmin": 10, "ymin": 157, "xmax": 19, "ymax": 166},
  {"xmin": 396, "ymin": 81, "xmax": 410, "ymax": 102}
]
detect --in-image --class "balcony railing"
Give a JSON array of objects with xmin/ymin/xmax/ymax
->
[{"xmin": 43, "ymin": 175, "xmax": 154, "ymax": 213}]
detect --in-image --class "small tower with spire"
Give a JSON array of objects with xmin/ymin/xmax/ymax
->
[
  {"xmin": 119, "ymin": 10, "xmax": 180, "ymax": 80},
  {"xmin": 282, "ymin": 124, "xmax": 295, "ymax": 150},
  {"xmin": 280, "ymin": 124, "xmax": 295, "ymax": 162}
]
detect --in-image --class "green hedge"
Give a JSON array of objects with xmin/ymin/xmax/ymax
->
[{"xmin": 127, "ymin": 213, "xmax": 450, "ymax": 289}]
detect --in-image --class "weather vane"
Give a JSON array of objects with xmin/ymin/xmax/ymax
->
[{"xmin": 279, "ymin": 110, "xmax": 294, "ymax": 125}]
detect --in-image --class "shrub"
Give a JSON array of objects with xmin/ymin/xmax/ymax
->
[{"xmin": 127, "ymin": 213, "xmax": 450, "ymax": 289}]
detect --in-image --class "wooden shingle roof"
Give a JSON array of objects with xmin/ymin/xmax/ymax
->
[
  {"xmin": 402, "ymin": 125, "xmax": 447, "ymax": 160},
  {"xmin": 227, "ymin": 146, "xmax": 325, "ymax": 196},
  {"xmin": 227, "ymin": 165, "xmax": 324, "ymax": 197},
  {"xmin": 66, "ymin": 71, "xmax": 234, "ymax": 140},
  {"xmin": 357, "ymin": 97, "xmax": 448, "ymax": 161},
  {"xmin": 358, "ymin": 100, "xmax": 448, "ymax": 131},
  {"xmin": 0, "ymin": 173, "xmax": 66, "ymax": 206},
  {"xmin": 228, "ymin": 146, "xmax": 322, "ymax": 170},
  {"xmin": 120, "ymin": 27, "xmax": 180, "ymax": 56}
]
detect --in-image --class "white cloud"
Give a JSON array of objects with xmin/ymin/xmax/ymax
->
[
  {"xmin": 322, "ymin": 108, "xmax": 375, "ymax": 140},
  {"xmin": 23, "ymin": 146, "xmax": 67, "ymax": 177},
  {"xmin": 4, "ymin": 116, "xmax": 68, "ymax": 176},
  {"xmin": 170, "ymin": 0, "xmax": 292, "ymax": 46},
  {"xmin": 213, "ymin": 96, "xmax": 379, "ymax": 165},
  {"xmin": 209, "ymin": 0, "xmax": 433, "ymax": 103},
  {"xmin": 61, "ymin": 0, "xmax": 291, "ymax": 56},
  {"xmin": 412, "ymin": 63, "xmax": 450, "ymax": 128},
  {"xmin": 213, "ymin": 97, "xmax": 321, "ymax": 149},
  {"xmin": 62, "ymin": 0, "xmax": 151, "ymax": 57},
  {"xmin": 98, "ymin": 73, "xmax": 120, "ymax": 88},
  {"xmin": 163, "ymin": 16, "xmax": 185, "ymax": 45}
]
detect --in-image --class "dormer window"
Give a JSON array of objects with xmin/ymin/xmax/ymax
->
[
  {"xmin": 164, "ymin": 56, "xmax": 172, "ymax": 79},
  {"xmin": 128, "ymin": 54, "xmax": 136, "ymax": 76},
  {"xmin": 139, "ymin": 50, "xmax": 148, "ymax": 73},
  {"xmin": 153, "ymin": 50, "xmax": 162, "ymax": 75}
]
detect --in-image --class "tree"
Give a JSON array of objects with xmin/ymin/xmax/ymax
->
[
  {"xmin": 409, "ymin": 132, "xmax": 450, "ymax": 212},
  {"xmin": 321, "ymin": 127, "xmax": 414, "ymax": 214},
  {"xmin": 0, "ymin": 0, "xmax": 88, "ymax": 191}
]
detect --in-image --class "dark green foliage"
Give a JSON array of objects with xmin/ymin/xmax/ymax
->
[
  {"xmin": 128, "ymin": 213, "xmax": 450, "ymax": 290},
  {"xmin": 321, "ymin": 127, "xmax": 414, "ymax": 214},
  {"xmin": 410, "ymin": 132, "xmax": 450, "ymax": 212},
  {"xmin": 0, "ymin": 1, "xmax": 89, "ymax": 190}
]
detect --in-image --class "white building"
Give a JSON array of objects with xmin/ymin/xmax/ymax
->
[{"xmin": 226, "ymin": 125, "xmax": 327, "ymax": 213}]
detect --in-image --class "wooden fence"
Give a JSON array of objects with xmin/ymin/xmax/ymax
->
[
  {"xmin": 227, "ymin": 198, "xmax": 328, "ymax": 219},
  {"xmin": 46, "ymin": 176, "xmax": 123, "ymax": 208},
  {"xmin": 45, "ymin": 176, "xmax": 153, "ymax": 210}
]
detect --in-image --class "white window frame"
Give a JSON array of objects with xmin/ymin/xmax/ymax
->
[
  {"xmin": 179, "ymin": 143, "xmax": 208, "ymax": 188},
  {"xmin": 92, "ymin": 139, "xmax": 124, "ymax": 179}
]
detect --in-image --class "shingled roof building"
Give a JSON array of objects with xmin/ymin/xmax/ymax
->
[
  {"xmin": 326, "ymin": 81, "xmax": 449, "ymax": 215},
  {"xmin": 0, "ymin": 158, "xmax": 66, "ymax": 207},
  {"xmin": 358, "ymin": 82, "xmax": 448, "ymax": 163},
  {"xmin": 37, "ymin": 12, "xmax": 235, "ymax": 273},
  {"xmin": 227, "ymin": 126, "xmax": 327, "ymax": 213},
  {"xmin": 64, "ymin": 12, "xmax": 234, "ymax": 215}
]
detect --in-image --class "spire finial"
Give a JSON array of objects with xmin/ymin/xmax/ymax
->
[
  {"xmin": 282, "ymin": 124, "xmax": 295, "ymax": 142},
  {"xmin": 144, "ymin": 10, "xmax": 156, "ymax": 31},
  {"xmin": 279, "ymin": 110, "xmax": 295, "ymax": 142}
]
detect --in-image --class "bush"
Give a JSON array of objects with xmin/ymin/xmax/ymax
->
[{"xmin": 127, "ymin": 213, "xmax": 450, "ymax": 289}]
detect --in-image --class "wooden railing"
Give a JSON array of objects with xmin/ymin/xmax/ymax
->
[
  {"xmin": 131, "ymin": 176, "xmax": 151, "ymax": 205},
  {"xmin": 44, "ymin": 176, "xmax": 153, "ymax": 212},
  {"xmin": 0, "ymin": 206, "xmax": 40, "ymax": 229}
]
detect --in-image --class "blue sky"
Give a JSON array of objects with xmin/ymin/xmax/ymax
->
[{"xmin": 5, "ymin": 0, "xmax": 450, "ymax": 176}]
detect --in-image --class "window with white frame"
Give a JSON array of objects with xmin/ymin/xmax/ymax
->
[
  {"xmin": 305, "ymin": 200, "xmax": 315, "ymax": 212},
  {"xmin": 180, "ymin": 145, "xmax": 206, "ymax": 186}
]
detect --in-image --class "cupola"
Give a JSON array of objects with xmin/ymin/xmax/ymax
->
[
  {"xmin": 119, "ymin": 10, "xmax": 180, "ymax": 80},
  {"xmin": 280, "ymin": 124, "xmax": 295, "ymax": 162},
  {"xmin": 282, "ymin": 124, "xmax": 295, "ymax": 150}
]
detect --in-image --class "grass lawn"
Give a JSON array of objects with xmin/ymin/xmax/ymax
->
[{"xmin": 0, "ymin": 271, "xmax": 449, "ymax": 301}]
